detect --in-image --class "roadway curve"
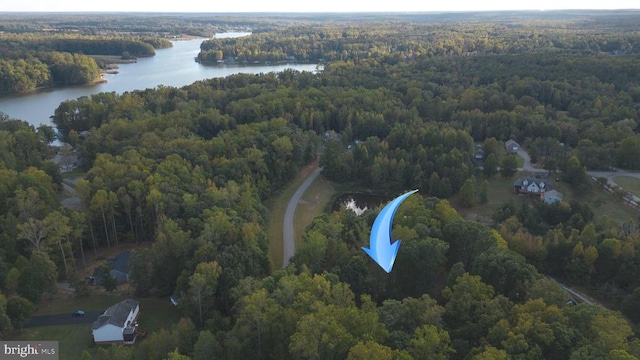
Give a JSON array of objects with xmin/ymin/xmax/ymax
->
[{"xmin": 282, "ymin": 166, "xmax": 322, "ymax": 267}]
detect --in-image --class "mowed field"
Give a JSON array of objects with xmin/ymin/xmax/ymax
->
[{"xmin": 613, "ymin": 176, "xmax": 640, "ymax": 198}]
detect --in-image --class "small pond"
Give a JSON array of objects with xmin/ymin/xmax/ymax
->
[{"xmin": 332, "ymin": 193, "xmax": 393, "ymax": 216}]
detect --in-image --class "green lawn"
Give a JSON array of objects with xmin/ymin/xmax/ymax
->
[
  {"xmin": 613, "ymin": 176, "xmax": 640, "ymax": 197},
  {"xmin": 136, "ymin": 297, "xmax": 181, "ymax": 333},
  {"xmin": 34, "ymin": 293, "xmax": 123, "ymax": 316},
  {"xmin": 17, "ymin": 324, "xmax": 94, "ymax": 360},
  {"xmin": 553, "ymin": 177, "xmax": 638, "ymax": 223},
  {"xmin": 16, "ymin": 293, "xmax": 181, "ymax": 360},
  {"xmin": 454, "ymin": 171, "xmax": 526, "ymax": 219}
]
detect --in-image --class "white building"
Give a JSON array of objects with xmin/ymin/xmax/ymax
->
[{"xmin": 92, "ymin": 299, "xmax": 140, "ymax": 345}]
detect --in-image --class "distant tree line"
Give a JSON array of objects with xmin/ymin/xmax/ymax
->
[
  {"xmin": 0, "ymin": 13, "xmax": 248, "ymax": 37},
  {"xmin": 197, "ymin": 21, "xmax": 640, "ymax": 64}
]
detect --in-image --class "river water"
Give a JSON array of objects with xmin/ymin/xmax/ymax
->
[{"xmin": 0, "ymin": 32, "xmax": 319, "ymax": 128}]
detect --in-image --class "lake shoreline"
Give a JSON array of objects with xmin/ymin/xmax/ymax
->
[
  {"xmin": 0, "ymin": 36, "xmax": 318, "ymax": 128},
  {"xmin": 0, "ymin": 76, "xmax": 108, "ymax": 100},
  {"xmin": 197, "ymin": 59, "xmax": 321, "ymax": 66}
]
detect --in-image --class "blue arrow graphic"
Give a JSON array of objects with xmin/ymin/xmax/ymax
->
[{"xmin": 362, "ymin": 189, "xmax": 418, "ymax": 273}]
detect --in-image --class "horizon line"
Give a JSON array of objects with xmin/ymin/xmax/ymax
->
[{"xmin": 1, "ymin": 9, "xmax": 640, "ymax": 14}]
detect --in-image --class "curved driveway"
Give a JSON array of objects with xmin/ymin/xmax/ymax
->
[
  {"xmin": 24, "ymin": 311, "xmax": 102, "ymax": 328},
  {"xmin": 282, "ymin": 166, "xmax": 322, "ymax": 267},
  {"xmin": 516, "ymin": 148, "xmax": 536, "ymax": 172}
]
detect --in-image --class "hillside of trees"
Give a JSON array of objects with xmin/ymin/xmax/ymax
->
[{"xmin": 2, "ymin": 11, "xmax": 640, "ymax": 360}]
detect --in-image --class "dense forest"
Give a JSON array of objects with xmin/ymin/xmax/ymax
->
[
  {"xmin": 197, "ymin": 19, "xmax": 640, "ymax": 64},
  {"xmin": 2, "ymin": 11, "xmax": 640, "ymax": 360}
]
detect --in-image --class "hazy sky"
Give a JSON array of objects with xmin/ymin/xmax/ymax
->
[{"xmin": 2, "ymin": 0, "xmax": 639, "ymax": 12}]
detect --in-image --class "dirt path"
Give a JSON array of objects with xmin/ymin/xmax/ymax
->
[{"xmin": 282, "ymin": 166, "xmax": 322, "ymax": 267}]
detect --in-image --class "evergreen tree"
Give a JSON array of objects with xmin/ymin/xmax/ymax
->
[
  {"xmin": 459, "ymin": 177, "xmax": 477, "ymax": 208},
  {"xmin": 480, "ymin": 180, "xmax": 488, "ymax": 204}
]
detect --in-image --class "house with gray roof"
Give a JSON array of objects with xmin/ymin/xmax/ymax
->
[
  {"xmin": 514, "ymin": 177, "xmax": 563, "ymax": 204},
  {"xmin": 514, "ymin": 177, "xmax": 554, "ymax": 195},
  {"xmin": 91, "ymin": 251, "xmax": 130, "ymax": 285},
  {"xmin": 92, "ymin": 298, "xmax": 140, "ymax": 345},
  {"xmin": 505, "ymin": 139, "xmax": 520, "ymax": 153},
  {"xmin": 542, "ymin": 189, "xmax": 563, "ymax": 204}
]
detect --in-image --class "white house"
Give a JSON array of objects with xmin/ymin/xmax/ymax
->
[
  {"xmin": 92, "ymin": 298, "xmax": 140, "ymax": 345},
  {"xmin": 514, "ymin": 177, "xmax": 554, "ymax": 195},
  {"xmin": 525, "ymin": 179, "xmax": 540, "ymax": 193}
]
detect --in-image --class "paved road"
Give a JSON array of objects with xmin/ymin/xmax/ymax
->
[
  {"xmin": 24, "ymin": 311, "xmax": 102, "ymax": 328},
  {"xmin": 282, "ymin": 166, "xmax": 322, "ymax": 267}
]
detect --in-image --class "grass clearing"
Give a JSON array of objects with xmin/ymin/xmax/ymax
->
[
  {"xmin": 613, "ymin": 176, "xmax": 640, "ymax": 197},
  {"xmin": 555, "ymin": 177, "xmax": 638, "ymax": 222},
  {"xmin": 265, "ymin": 162, "xmax": 319, "ymax": 270},
  {"xmin": 136, "ymin": 297, "xmax": 181, "ymax": 333},
  {"xmin": 17, "ymin": 324, "xmax": 94, "ymax": 360},
  {"xmin": 34, "ymin": 293, "xmax": 123, "ymax": 316},
  {"xmin": 454, "ymin": 171, "xmax": 527, "ymax": 219},
  {"xmin": 294, "ymin": 175, "xmax": 336, "ymax": 247},
  {"xmin": 583, "ymin": 184, "xmax": 639, "ymax": 222}
]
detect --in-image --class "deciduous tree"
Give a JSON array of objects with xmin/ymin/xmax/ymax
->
[{"xmin": 500, "ymin": 156, "xmax": 518, "ymax": 179}]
